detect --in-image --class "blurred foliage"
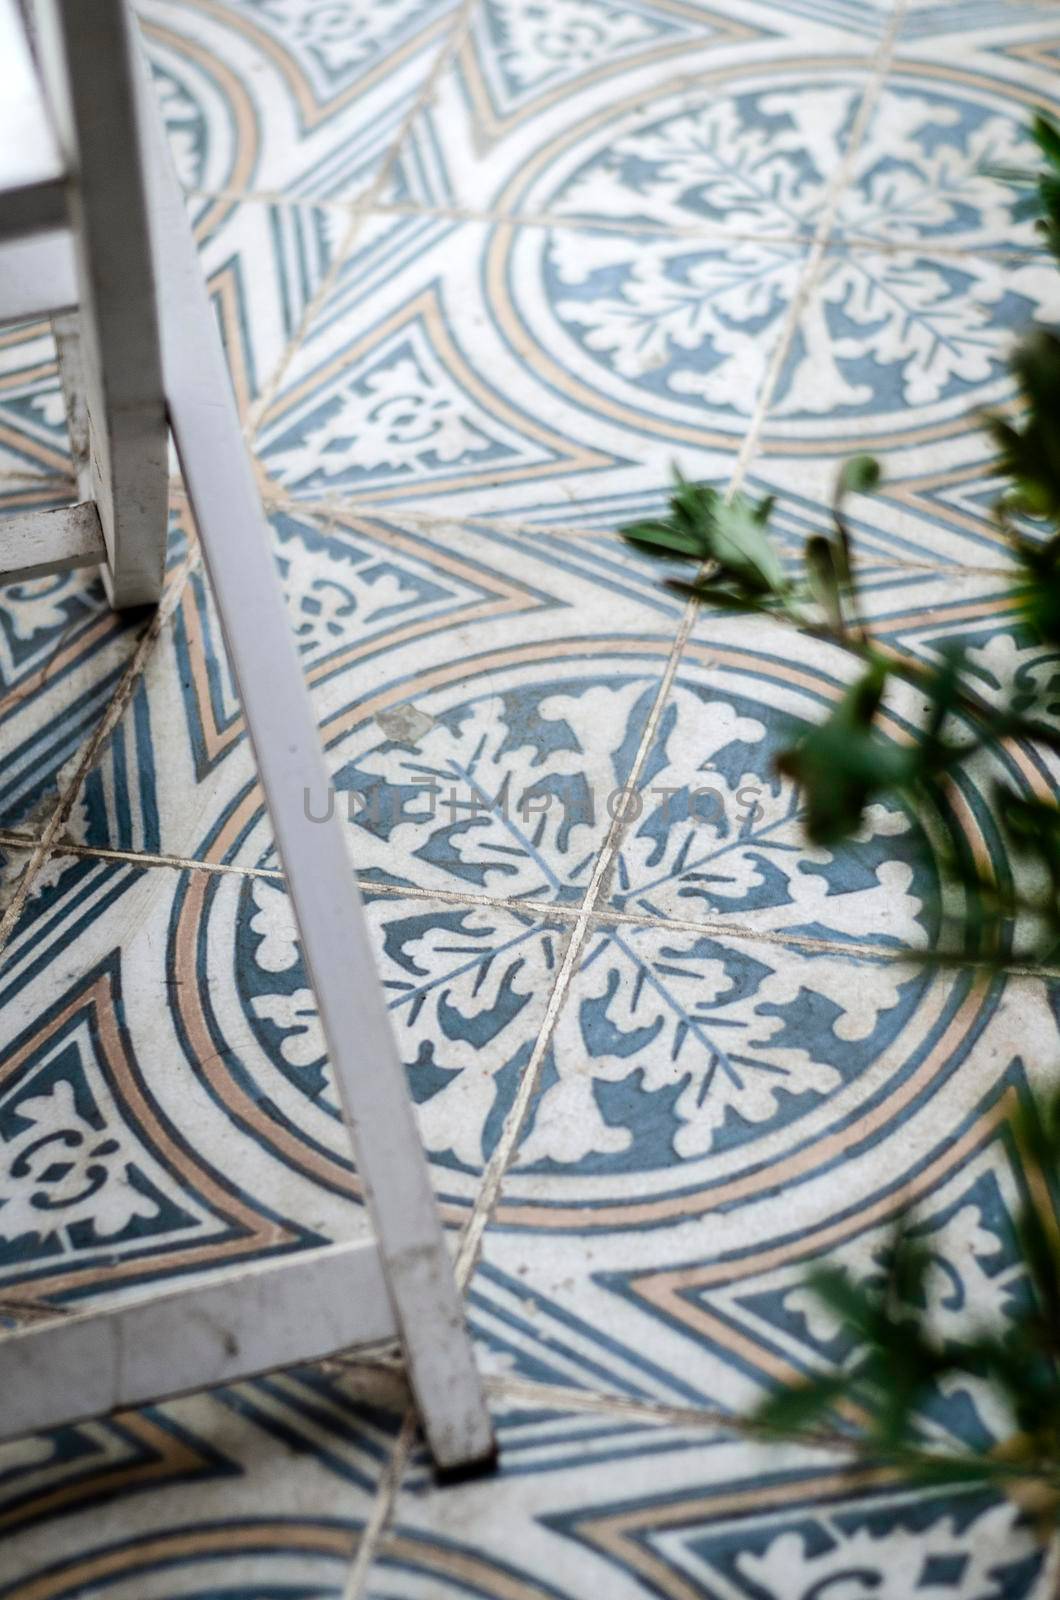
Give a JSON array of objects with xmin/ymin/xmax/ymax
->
[
  {"xmin": 619, "ymin": 118, "xmax": 1060, "ymax": 963},
  {"xmin": 754, "ymin": 1088, "xmax": 1060, "ymax": 1535},
  {"xmin": 617, "ymin": 110, "xmax": 1060, "ymax": 1533}
]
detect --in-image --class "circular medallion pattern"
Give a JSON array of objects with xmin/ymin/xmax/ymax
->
[
  {"xmin": 494, "ymin": 68, "xmax": 1058, "ymax": 446},
  {"xmin": 173, "ymin": 635, "xmax": 1021, "ymax": 1223}
]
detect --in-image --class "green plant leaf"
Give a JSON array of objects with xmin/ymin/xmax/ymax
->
[
  {"xmin": 777, "ymin": 663, "xmax": 918, "ymax": 844},
  {"xmin": 619, "ymin": 476, "xmax": 789, "ymax": 603},
  {"xmin": 805, "ymin": 535, "xmax": 845, "ymax": 631},
  {"xmin": 985, "ymin": 331, "xmax": 1060, "ymax": 526},
  {"xmin": 755, "ymin": 1371, "xmax": 851, "ymax": 1433},
  {"xmin": 707, "ymin": 492, "xmax": 787, "ymax": 594},
  {"xmin": 839, "ymin": 455, "xmax": 881, "ymax": 496},
  {"xmin": 621, "ymin": 519, "xmax": 709, "ymax": 561},
  {"xmin": 1032, "ymin": 112, "xmax": 1060, "ymax": 171}
]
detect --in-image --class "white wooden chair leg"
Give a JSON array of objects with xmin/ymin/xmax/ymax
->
[
  {"xmin": 136, "ymin": 30, "xmax": 494, "ymax": 1473},
  {"xmin": 0, "ymin": 0, "xmax": 495, "ymax": 1478},
  {"xmin": 29, "ymin": 0, "xmax": 169, "ymax": 607}
]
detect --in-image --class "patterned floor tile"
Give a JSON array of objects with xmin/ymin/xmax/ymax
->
[
  {"xmin": 834, "ymin": 59, "xmax": 1060, "ymax": 252},
  {"xmin": 0, "ymin": 323, "xmax": 73, "ymax": 486},
  {"xmin": 60, "ymin": 501, "xmax": 684, "ymax": 894},
  {"xmin": 472, "ymin": 970, "xmax": 1052, "ymax": 1417},
  {"xmin": 195, "ymin": 197, "xmax": 351, "ymax": 419},
  {"xmin": 0, "ymin": 516, "xmax": 147, "ymax": 839},
  {"xmin": 0, "ymin": 1369, "xmax": 398, "ymax": 1594},
  {"xmin": 596, "ymin": 619, "xmax": 945, "ymax": 941},
  {"xmin": 0, "ymin": 853, "xmax": 564, "ymax": 1292},
  {"xmin": 898, "ymin": 1, "xmax": 1059, "ymax": 45},
  {"xmin": 369, "ymin": 1399, "xmax": 1044, "ymax": 1598},
  {"xmin": 253, "ymin": 214, "xmax": 802, "ymax": 519},
  {"xmin": 143, "ymin": 0, "xmax": 461, "ymax": 203},
  {"xmin": 7, "ymin": 0, "xmax": 1060, "ymax": 1589},
  {"xmin": 765, "ymin": 245, "xmax": 1057, "ymax": 453},
  {"xmin": 744, "ymin": 457, "xmax": 1020, "ymax": 572},
  {"xmin": 390, "ymin": 5, "xmax": 883, "ymax": 221}
]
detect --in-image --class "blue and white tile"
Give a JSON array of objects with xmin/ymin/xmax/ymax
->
[
  {"xmin": 898, "ymin": 2, "xmax": 1060, "ymax": 46},
  {"xmin": 0, "ymin": 323, "xmax": 73, "ymax": 485},
  {"xmin": 393, "ymin": 5, "xmax": 882, "ymax": 221},
  {"xmin": 142, "ymin": 0, "xmax": 462, "ymax": 203},
  {"xmin": 598, "ymin": 621, "xmax": 944, "ymax": 943},
  {"xmin": 471, "ymin": 978, "xmax": 1054, "ymax": 1415},
  {"xmin": 0, "ymin": 1369, "xmax": 399, "ymax": 1592},
  {"xmin": 0, "ymin": 852, "xmax": 566, "ymax": 1286},
  {"xmin": 742, "ymin": 459, "xmax": 1022, "ymax": 573},
  {"xmin": 254, "ymin": 215, "xmax": 806, "ymax": 519},
  {"xmin": 766, "ymin": 246, "xmax": 1057, "ymax": 450},
  {"xmin": 59, "ymin": 497, "xmax": 687, "ymax": 885},
  {"xmin": 0, "ymin": 501, "xmax": 195, "ymax": 840},
  {"xmin": 371, "ymin": 1397, "xmax": 1045, "ymax": 1599},
  {"xmin": 194, "ymin": 197, "xmax": 350, "ymax": 418},
  {"xmin": 834, "ymin": 63, "xmax": 1060, "ymax": 252}
]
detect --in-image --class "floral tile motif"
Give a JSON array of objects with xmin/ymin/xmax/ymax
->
[
  {"xmin": 392, "ymin": 16, "xmax": 882, "ymax": 218},
  {"xmin": 0, "ymin": 852, "xmax": 564, "ymax": 1284},
  {"xmin": 0, "ymin": 323, "xmax": 72, "ymax": 484},
  {"xmin": 0, "ymin": 566, "xmax": 136, "ymax": 837},
  {"xmin": 441, "ymin": 0, "xmax": 781, "ymax": 160},
  {"xmin": 8, "ymin": 0, "xmax": 1060, "ymax": 1588},
  {"xmin": 0, "ymin": 499, "xmax": 198, "ymax": 840},
  {"xmin": 65, "ymin": 500, "xmax": 678, "ymax": 879},
  {"xmin": 0, "ymin": 1371, "xmax": 398, "ymax": 1592},
  {"xmin": 501, "ymin": 916, "xmax": 977, "ymax": 1231},
  {"xmin": 472, "ymin": 990, "xmax": 1053, "ymax": 1415},
  {"xmin": 832, "ymin": 67, "xmax": 1060, "ymax": 251},
  {"xmin": 371, "ymin": 1404, "xmax": 1042, "ymax": 1599},
  {"xmin": 142, "ymin": 0, "xmax": 461, "ymax": 201},
  {"xmin": 596, "ymin": 626, "xmax": 940, "ymax": 938},
  {"xmin": 763, "ymin": 246, "xmax": 1057, "ymax": 449},
  {"xmin": 254, "ymin": 214, "xmax": 812, "ymax": 518}
]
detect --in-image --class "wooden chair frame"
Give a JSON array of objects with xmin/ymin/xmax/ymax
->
[{"xmin": 0, "ymin": 0, "xmax": 494, "ymax": 1477}]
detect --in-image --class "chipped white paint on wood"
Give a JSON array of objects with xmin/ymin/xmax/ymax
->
[
  {"xmin": 138, "ymin": 36, "xmax": 494, "ymax": 1472},
  {"xmin": 0, "ymin": 228, "xmax": 76, "ymax": 324},
  {"xmin": 0, "ymin": 1241, "xmax": 397, "ymax": 1440},
  {"xmin": 0, "ymin": 499, "xmax": 104, "ymax": 580},
  {"xmin": 27, "ymin": 0, "xmax": 168, "ymax": 607},
  {"xmin": 0, "ymin": 0, "xmax": 66, "ymax": 239},
  {"xmin": 53, "ymin": 308, "xmax": 90, "ymax": 494}
]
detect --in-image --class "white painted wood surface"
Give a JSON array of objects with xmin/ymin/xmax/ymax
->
[
  {"xmin": 27, "ymin": 0, "xmax": 168, "ymax": 607},
  {"xmin": 0, "ymin": 1241, "xmax": 396, "ymax": 1440},
  {"xmin": 0, "ymin": 0, "xmax": 66, "ymax": 239},
  {"xmin": 137, "ymin": 40, "xmax": 494, "ymax": 1472},
  {"xmin": 0, "ymin": 228, "xmax": 77, "ymax": 324},
  {"xmin": 0, "ymin": 499, "xmax": 104, "ymax": 580},
  {"xmin": 0, "ymin": 0, "xmax": 494, "ymax": 1475}
]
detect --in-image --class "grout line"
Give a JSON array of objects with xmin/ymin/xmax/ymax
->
[
  {"xmin": 246, "ymin": 480, "xmax": 1022, "ymax": 577},
  {"xmin": 353, "ymin": 5, "xmax": 916, "ymax": 1546},
  {"xmin": 1, "ymin": 828, "xmax": 1052, "ymax": 977},
  {"xmin": 245, "ymin": 0, "xmax": 482, "ymax": 453},
  {"xmin": 450, "ymin": 605, "xmax": 708, "ymax": 1293},
  {"xmin": 180, "ymin": 187, "xmax": 1054, "ymax": 266},
  {"xmin": 482, "ymin": 1374, "xmax": 735, "ymax": 1431},
  {"xmin": 0, "ymin": 545, "xmax": 201, "ymax": 958},
  {"xmin": 437, "ymin": 4, "xmax": 916, "ymax": 1323},
  {"xmin": 342, "ymin": 1412, "xmax": 419, "ymax": 1600},
  {"xmin": 727, "ymin": 2, "xmax": 905, "ymax": 491},
  {"xmin": 330, "ymin": 0, "xmax": 517, "ymax": 1588}
]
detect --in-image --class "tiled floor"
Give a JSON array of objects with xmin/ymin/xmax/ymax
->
[{"xmin": 3, "ymin": 0, "xmax": 1060, "ymax": 1594}]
